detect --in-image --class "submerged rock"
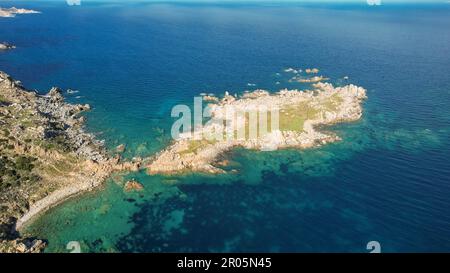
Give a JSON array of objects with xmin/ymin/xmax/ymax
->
[
  {"xmin": 124, "ymin": 180, "xmax": 144, "ymax": 192},
  {"xmin": 116, "ymin": 144, "xmax": 126, "ymax": 153}
]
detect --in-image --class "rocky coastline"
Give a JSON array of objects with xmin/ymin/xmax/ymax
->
[
  {"xmin": 0, "ymin": 7, "xmax": 40, "ymax": 18},
  {"xmin": 0, "ymin": 71, "xmax": 141, "ymax": 252},
  {"xmin": 0, "ymin": 69, "xmax": 367, "ymax": 252}
]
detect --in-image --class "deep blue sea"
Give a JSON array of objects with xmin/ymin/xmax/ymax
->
[{"xmin": 1, "ymin": 1, "xmax": 450, "ymax": 252}]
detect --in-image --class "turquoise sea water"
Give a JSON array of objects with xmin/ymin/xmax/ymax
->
[{"xmin": 1, "ymin": 1, "xmax": 450, "ymax": 252}]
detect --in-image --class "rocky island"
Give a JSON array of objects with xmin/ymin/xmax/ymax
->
[
  {"xmin": 0, "ymin": 43, "xmax": 16, "ymax": 50},
  {"xmin": 0, "ymin": 72, "xmax": 141, "ymax": 252},
  {"xmin": 0, "ymin": 7, "xmax": 40, "ymax": 18},
  {"xmin": 147, "ymin": 82, "xmax": 367, "ymax": 174}
]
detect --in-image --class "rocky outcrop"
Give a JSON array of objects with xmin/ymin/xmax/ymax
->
[
  {"xmin": 116, "ymin": 144, "xmax": 126, "ymax": 153},
  {"xmin": 202, "ymin": 95, "xmax": 219, "ymax": 102},
  {"xmin": 305, "ymin": 68, "xmax": 319, "ymax": 74},
  {"xmin": 36, "ymin": 86, "xmax": 105, "ymax": 162},
  {"xmin": 0, "ymin": 7, "xmax": 40, "ymax": 18},
  {"xmin": 0, "ymin": 71, "xmax": 143, "ymax": 252},
  {"xmin": 0, "ymin": 43, "xmax": 16, "ymax": 50}
]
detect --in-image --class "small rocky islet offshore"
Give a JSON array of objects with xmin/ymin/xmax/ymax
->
[
  {"xmin": 0, "ymin": 66, "xmax": 366, "ymax": 252},
  {"xmin": 0, "ymin": 7, "xmax": 38, "ymax": 52}
]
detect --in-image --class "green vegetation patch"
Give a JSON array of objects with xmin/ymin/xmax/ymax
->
[
  {"xmin": 0, "ymin": 155, "xmax": 39, "ymax": 190},
  {"xmin": 279, "ymin": 102, "xmax": 319, "ymax": 132}
]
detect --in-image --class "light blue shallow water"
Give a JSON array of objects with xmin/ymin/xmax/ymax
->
[{"xmin": 1, "ymin": 1, "xmax": 450, "ymax": 252}]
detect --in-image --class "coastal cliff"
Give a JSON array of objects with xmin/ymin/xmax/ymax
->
[{"xmin": 0, "ymin": 72, "xmax": 141, "ymax": 252}]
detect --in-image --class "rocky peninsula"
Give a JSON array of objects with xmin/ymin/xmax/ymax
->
[
  {"xmin": 147, "ymin": 82, "xmax": 367, "ymax": 174},
  {"xmin": 0, "ymin": 7, "xmax": 40, "ymax": 18},
  {"xmin": 0, "ymin": 72, "xmax": 141, "ymax": 252}
]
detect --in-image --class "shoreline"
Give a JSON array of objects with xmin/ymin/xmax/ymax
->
[
  {"xmin": 15, "ymin": 176, "xmax": 103, "ymax": 231},
  {"xmin": 1, "ymin": 70, "xmax": 366, "ymax": 252},
  {"xmin": 0, "ymin": 7, "xmax": 40, "ymax": 18}
]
